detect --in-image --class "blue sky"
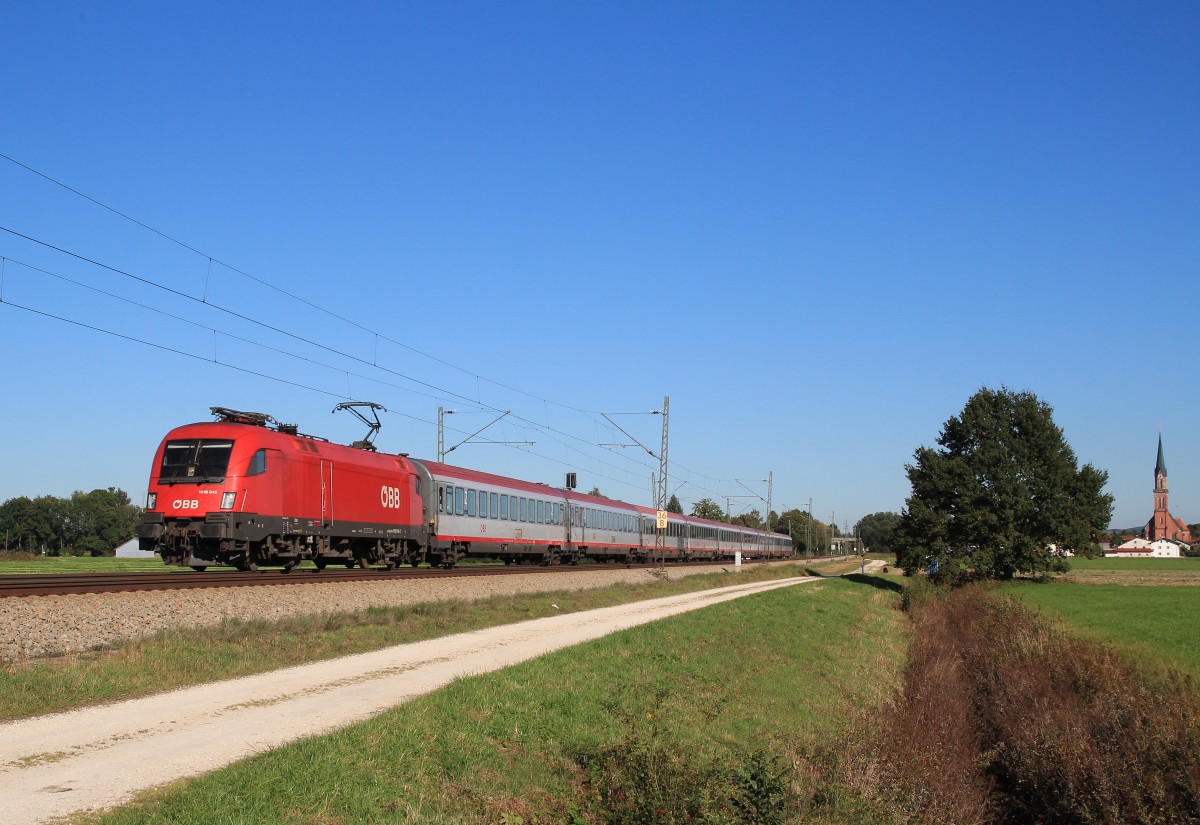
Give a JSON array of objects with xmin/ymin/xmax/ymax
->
[{"xmin": 1, "ymin": 1, "xmax": 1196, "ymax": 530}]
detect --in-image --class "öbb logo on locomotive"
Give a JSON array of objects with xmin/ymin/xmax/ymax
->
[
  {"xmin": 380, "ymin": 485, "xmax": 403, "ymax": 509},
  {"xmin": 134, "ymin": 405, "xmax": 792, "ymax": 572}
]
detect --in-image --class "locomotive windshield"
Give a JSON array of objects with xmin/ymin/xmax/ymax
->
[{"xmin": 159, "ymin": 439, "xmax": 234, "ymax": 483}]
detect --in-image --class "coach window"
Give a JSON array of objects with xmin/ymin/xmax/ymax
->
[
  {"xmin": 517, "ymin": 497, "xmax": 525, "ymax": 522},
  {"xmin": 536, "ymin": 500, "xmax": 543, "ymax": 523},
  {"xmin": 454, "ymin": 486, "xmax": 465, "ymax": 516},
  {"xmin": 490, "ymin": 492, "xmax": 499, "ymax": 519},
  {"xmin": 437, "ymin": 485, "xmax": 445, "ymax": 514},
  {"xmin": 500, "ymin": 494, "xmax": 509, "ymax": 520},
  {"xmin": 466, "ymin": 489, "xmax": 476, "ymax": 517}
]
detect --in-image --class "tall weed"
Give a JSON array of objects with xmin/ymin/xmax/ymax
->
[
  {"xmin": 574, "ymin": 692, "xmax": 795, "ymax": 824},
  {"xmin": 849, "ymin": 584, "xmax": 1200, "ymax": 823}
]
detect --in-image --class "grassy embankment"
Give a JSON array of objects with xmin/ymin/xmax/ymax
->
[
  {"xmin": 2, "ymin": 562, "xmax": 843, "ymax": 725},
  {"xmin": 64, "ymin": 573, "xmax": 906, "ymax": 824}
]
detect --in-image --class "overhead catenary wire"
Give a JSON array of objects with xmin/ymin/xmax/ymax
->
[
  {"xmin": 0, "ymin": 225, "xmax": 692, "ymax": 488},
  {"xmin": 0, "ymin": 293, "xmax": 665, "ymax": 496},
  {"xmin": 0, "ymin": 154, "xmax": 772, "ymax": 509}
]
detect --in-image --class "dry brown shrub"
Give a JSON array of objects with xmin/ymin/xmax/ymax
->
[{"xmin": 866, "ymin": 584, "xmax": 1200, "ymax": 824}]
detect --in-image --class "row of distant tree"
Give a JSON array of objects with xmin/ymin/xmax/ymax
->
[{"xmin": 0, "ymin": 488, "xmax": 142, "ymax": 557}]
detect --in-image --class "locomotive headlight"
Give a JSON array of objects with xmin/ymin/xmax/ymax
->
[
  {"xmin": 221, "ymin": 492, "xmax": 237, "ymax": 510},
  {"xmin": 146, "ymin": 492, "xmax": 157, "ymax": 510}
]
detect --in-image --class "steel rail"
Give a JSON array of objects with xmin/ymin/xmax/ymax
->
[{"xmin": 0, "ymin": 562, "xmax": 696, "ymax": 599}]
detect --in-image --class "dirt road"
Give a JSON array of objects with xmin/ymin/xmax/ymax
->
[{"xmin": 0, "ymin": 574, "xmax": 817, "ymax": 824}]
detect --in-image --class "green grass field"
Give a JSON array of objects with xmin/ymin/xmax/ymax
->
[
  {"xmin": 0, "ymin": 555, "xmax": 166, "ymax": 574},
  {"xmin": 1001, "ymin": 580, "xmax": 1200, "ymax": 678},
  {"xmin": 1066, "ymin": 556, "xmax": 1200, "ymax": 572},
  {"xmin": 78, "ymin": 576, "xmax": 905, "ymax": 824}
]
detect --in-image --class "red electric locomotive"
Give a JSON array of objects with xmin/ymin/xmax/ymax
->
[{"xmin": 136, "ymin": 405, "xmax": 431, "ymax": 570}]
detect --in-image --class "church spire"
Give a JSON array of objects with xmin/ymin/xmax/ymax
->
[{"xmin": 1155, "ymin": 433, "xmax": 1167, "ymax": 478}]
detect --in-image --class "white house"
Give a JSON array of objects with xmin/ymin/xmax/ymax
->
[
  {"xmin": 113, "ymin": 539, "xmax": 156, "ymax": 559},
  {"xmin": 1105, "ymin": 538, "xmax": 1183, "ymax": 558}
]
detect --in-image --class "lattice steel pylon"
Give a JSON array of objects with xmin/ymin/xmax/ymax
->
[{"xmin": 655, "ymin": 396, "xmax": 669, "ymax": 563}]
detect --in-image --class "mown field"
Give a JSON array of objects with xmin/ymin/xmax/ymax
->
[{"xmin": 77, "ymin": 574, "xmax": 905, "ymax": 824}]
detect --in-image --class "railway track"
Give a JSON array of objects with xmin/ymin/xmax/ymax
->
[
  {"xmin": 0, "ymin": 563, "xmax": 647, "ymax": 599},
  {"xmin": 0, "ymin": 556, "xmax": 805, "ymax": 599}
]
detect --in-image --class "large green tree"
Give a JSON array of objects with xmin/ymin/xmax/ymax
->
[
  {"xmin": 773, "ymin": 508, "xmax": 836, "ymax": 555},
  {"xmin": 894, "ymin": 388, "xmax": 1112, "ymax": 581},
  {"xmin": 856, "ymin": 511, "xmax": 902, "ymax": 554},
  {"xmin": 690, "ymin": 498, "xmax": 725, "ymax": 521},
  {"xmin": 0, "ymin": 488, "xmax": 141, "ymax": 556}
]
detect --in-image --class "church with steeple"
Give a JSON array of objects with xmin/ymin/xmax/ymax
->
[{"xmin": 1144, "ymin": 434, "xmax": 1192, "ymax": 543}]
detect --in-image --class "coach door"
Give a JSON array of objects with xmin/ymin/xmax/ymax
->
[
  {"xmin": 565, "ymin": 499, "xmax": 583, "ymax": 551},
  {"xmin": 320, "ymin": 460, "xmax": 334, "ymax": 526}
]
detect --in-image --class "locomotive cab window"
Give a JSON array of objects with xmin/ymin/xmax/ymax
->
[
  {"xmin": 159, "ymin": 439, "xmax": 234, "ymax": 483},
  {"xmin": 245, "ymin": 449, "xmax": 267, "ymax": 477}
]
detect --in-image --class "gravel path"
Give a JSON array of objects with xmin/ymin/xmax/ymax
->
[
  {"xmin": 0, "ymin": 574, "xmax": 818, "ymax": 825},
  {"xmin": 0, "ymin": 563, "xmax": 780, "ymax": 662}
]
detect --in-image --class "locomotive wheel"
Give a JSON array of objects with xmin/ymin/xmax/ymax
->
[
  {"xmin": 313, "ymin": 558, "xmax": 327, "ymax": 570},
  {"xmin": 189, "ymin": 566, "xmax": 207, "ymax": 572}
]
